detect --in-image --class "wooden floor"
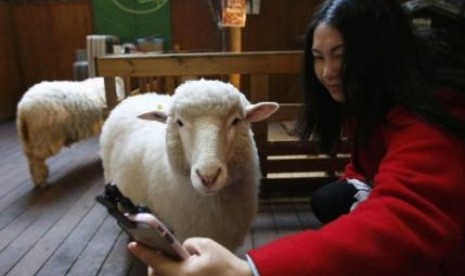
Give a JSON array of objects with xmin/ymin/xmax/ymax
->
[{"xmin": 0, "ymin": 120, "xmax": 322, "ymax": 276}]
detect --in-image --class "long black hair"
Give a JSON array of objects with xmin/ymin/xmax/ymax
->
[{"xmin": 296, "ymin": 0, "xmax": 465, "ymax": 153}]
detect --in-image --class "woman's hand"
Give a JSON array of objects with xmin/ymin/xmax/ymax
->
[{"xmin": 128, "ymin": 237, "xmax": 252, "ymax": 276}]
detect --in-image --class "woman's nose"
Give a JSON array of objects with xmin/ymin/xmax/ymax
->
[{"xmin": 323, "ymin": 60, "xmax": 340, "ymax": 80}]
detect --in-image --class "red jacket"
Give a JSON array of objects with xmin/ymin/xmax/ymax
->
[{"xmin": 248, "ymin": 106, "xmax": 465, "ymax": 275}]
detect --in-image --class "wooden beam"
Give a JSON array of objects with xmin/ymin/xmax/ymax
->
[{"xmin": 96, "ymin": 51, "xmax": 303, "ymax": 77}]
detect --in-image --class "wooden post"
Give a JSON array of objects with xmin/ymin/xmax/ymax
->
[
  {"xmin": 221, "ymin": 0, "xmax": 245, "ymax": 88},
  {"xmin": 229, "ymin": 27, "xmax": 241, "ymax": 88}
]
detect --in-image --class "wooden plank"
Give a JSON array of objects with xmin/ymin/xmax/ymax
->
[
  {"xmin": 0, "ymin": 183, "xmax": 33, "ymax": 215},
  {"xmin": 264, "ymin": 140, "xmax": 319, "ymax": 154},
  {"xmin": 164, "ymin": 76, "xmax": 177, "ymax": 93},
  {"xmin": 259, "ymin": 177, "xmax": 336, "ymax": 198},
  {"xmin": 0, "ymin": 162, "xmax": 101, "ymax": 275},
  {"xmin": 249, "ymin": 204, "xmax": 279, "ymax": 248},
  {"xmin": 267, "ymin": 103, "xmax": 302, "ymax": 122},
  {"xmin": 65, "ymin": 215, "xmax": 121, "ymax": 275},
  {"xmin": 98, "ymin": 231, "xmax": 134, "ymax": 276},
  {"xmin": 270, "ymin": 200, "xmax": 304, "ymax": 238},
  {"xmin": 97, "ymin": 51, "xmax": 303, "ymax": 77},
  {"xmin": 0, "ymin": 143, "xmax": 25, "ymax": 165},
  {"xmin": 264, "ymin": 139, "xmax": 352, "ymax": 154},
  {"xmin": 35, "ymin": 204, "xmax": 108, "ymax": 276},
  {"xmin": 249, "ymin": 74, "xmax": 269, "ymax": 102},
  {"xmin": 250, "ymin": 74, "xmax": 269, "ymax": 152},
  {"xmin": 0, "ymin": 123, "xmax": 19, "ymax": 148},
  {"xmin": 138, "ymin": 77, "xmax": 149, "ymax": 93},
  {"xmin": 5, "ymin": 180, "xmax": 104, "ymax": 276},
  {"xmin": 0, "ymin": 153, "xmax": 32, "ymax": 201},
  {"xmin": 104, "ymin": 77, "xmax": 118, "ymax": 111},
  {"xmin": 293, "ymin": 199, "xmax": 323, "ymax": 230},
  {"xmin": 36, "ymin": 204, "xmax": 107, "ymax": 276},
  {"xmin": 263, "ymin": 157, "xmax": 350, "ymax": 173}
]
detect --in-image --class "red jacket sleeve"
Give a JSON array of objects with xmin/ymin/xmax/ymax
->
[
  {"xmin": 341, "ymin": 156, "xmax": 365, "ymax": 181},
  {"xmin": 248, "ymin": 110, "xmax": 465, "ymax": 276}
]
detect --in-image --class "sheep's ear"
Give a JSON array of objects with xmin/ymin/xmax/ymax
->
[
  {"xmin": 245, "ymin": 102, "xmax": 279, "ymax": 123},
  {"xmin": 137, "ymin": 111, "xmax": 168, "ymax": 123}
]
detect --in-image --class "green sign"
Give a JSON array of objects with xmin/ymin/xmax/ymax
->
[{"xmin": 92, "ymin": 0, "xmax": 171, "ymax": 48}]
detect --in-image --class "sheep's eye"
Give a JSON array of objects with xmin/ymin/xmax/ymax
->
[
  {"xmin": 231, "ymin": 118, "xmax": 241, "ymax": 126},
  {"xmin": 176, "ymin": 120, "xmax": 184, "ymax": 127}
]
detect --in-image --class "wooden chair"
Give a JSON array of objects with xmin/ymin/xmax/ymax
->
[{"xmin": 96, "ymin": 51, "xmax": 351, "ymax": 199}]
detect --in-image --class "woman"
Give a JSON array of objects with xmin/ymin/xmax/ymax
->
[{"xmin": 128, "ymin": 0, "xmax": 465, "ymax": 275}]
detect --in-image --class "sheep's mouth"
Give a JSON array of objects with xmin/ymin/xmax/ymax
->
[{"xmin": 203, "ymin": 189, "xmax": 220, "ymax": 196}]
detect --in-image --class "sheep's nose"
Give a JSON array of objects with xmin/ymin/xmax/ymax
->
[{"xmin": 196, "ymin": 168, "xmax": 221, "ymax": 188}]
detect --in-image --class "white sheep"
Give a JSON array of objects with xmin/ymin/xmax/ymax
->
[
  {"xmin": 16, "ymin": 77, "xmax": 124, "ymax": 187},
  {"xmin": 100, "ymin": 79, "xmax": 278, "ymax": 251}
]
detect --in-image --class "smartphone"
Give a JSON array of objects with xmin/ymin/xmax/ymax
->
[
  {"xmin": 96, "ymin": 183, "xmax": 190, "ymax": 260},
  {"xmin": 122, "ymin": 213, "xmax": 190, "ymax": 260}
]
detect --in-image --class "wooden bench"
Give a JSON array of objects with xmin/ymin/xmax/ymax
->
[{"xmin": 96, "ymin": 51, "xmax": 351, "ymax": 199}]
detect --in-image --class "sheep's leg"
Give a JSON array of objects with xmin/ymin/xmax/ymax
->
[
  {"xmin": 22, "ymin": 143, "xmax": 50, "ymax": 187},
  {"xmin": 28, "ymin": 156, "xmax": 49, "ymax": 187}
]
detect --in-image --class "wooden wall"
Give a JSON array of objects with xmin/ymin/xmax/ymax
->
[
  {"xmin": 12, "ymin": 1, "xmax": 92, "ymax": 88},
  {"xmin": 0, "ymin": 2, "xmax": 22, "ymax": 122},
  {"xmin": 243, "ymin": 0, "xmax": 318, "ymax": 51},
  {"xmin": 0, "ymin": 1, "xmax": 91, "ymax": 122},
  {"xmin": 171, "ymin": 0, "xmax": 320, "ymax": 52},
  {"xmin": 0, "ymin": 0, "xmax": 321, "ymax": 122}
]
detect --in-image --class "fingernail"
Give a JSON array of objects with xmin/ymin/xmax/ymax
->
[{"xmin": 128, "ymin": 242, "xmax": 137, "ymax": 249}]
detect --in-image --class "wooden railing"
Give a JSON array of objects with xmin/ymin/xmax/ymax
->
[{"xmin": 96, "ymin": 51, "xmax": 351, "ymax": 198}]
